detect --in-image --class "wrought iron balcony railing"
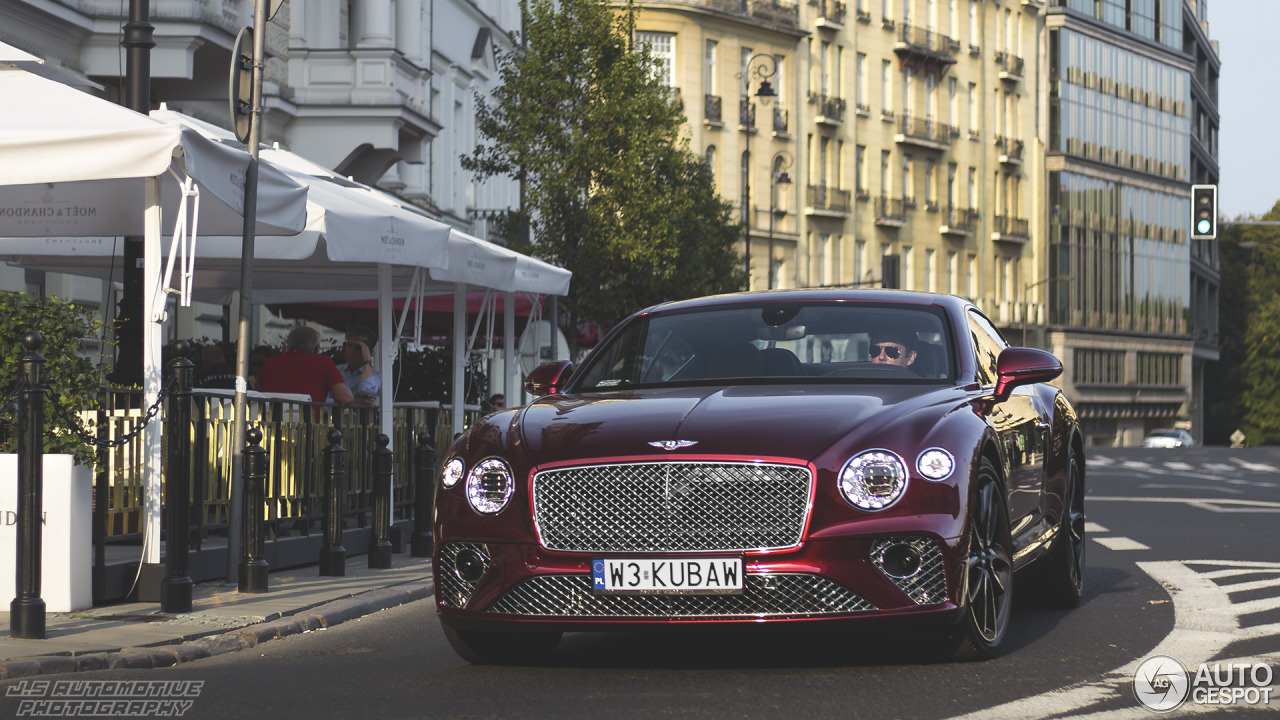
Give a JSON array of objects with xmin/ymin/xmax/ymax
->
[
  {"xmin": 993, "ymin": 214, "xmax": 1030, "ymax": 241},
  {"xmin": 773, "ymin": 106, "xmax": 789, "ymax": 133},
  {"xmin": 995, "ymin": 51, "xmax": 1025, "ymax": 80},
  {"xmin": 808, "ymin": 92, "xmax": 847, "ymax": 123},
  {"xmin": 897, "ymin": 114, "xmax": 953, "ymax": 147},
  {"xmin": 705, "ymin": 94, "xmax": 722, "ymax": 123},
  {"xmin": 807, "ymin": 184, "xmax": 852, "ymax": 213},
  {"xmin": 740, "ymin": 98, "xmax": 756, "ymax": 130},
  {"xmin": 875, "ymin": 194, "xmax": 906, "ymax": 225}
]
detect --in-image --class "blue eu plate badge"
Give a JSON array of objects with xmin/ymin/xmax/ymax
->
[{"xmin": 592, "ymin": 559, "xmax": 606, "ymax": 589}]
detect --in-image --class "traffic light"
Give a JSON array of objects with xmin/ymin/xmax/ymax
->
[{"xmin": 1191, "ymin": 184, "xmax": 1217, "ymax": 240}]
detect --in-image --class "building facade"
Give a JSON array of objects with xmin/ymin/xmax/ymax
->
[
  {"xmin": 1044, "ymin": 0, "xmax": 1218, "ymax": 446},
  {"xmin": 633, "ymin": 0, "xmax": 1217, "ymax": 446}
]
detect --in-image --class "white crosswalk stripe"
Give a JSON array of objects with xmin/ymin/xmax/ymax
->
[
  {"xmin": 1232, "ymin": 458, "xmax": 1280, "ymax": 473},
  {"xmin": 942, "ymin": 560, "xmax": 1280, "ymax": 719}
]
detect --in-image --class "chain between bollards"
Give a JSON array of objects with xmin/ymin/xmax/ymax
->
[
  {"xmin": 161, "ymin": 341, "xmax": 195, "ymax": 613},
  {"xmin": 368, "ymin": 433, "xmax": 393, "ymax": 569},
  {"xmin": 319, "ymin": 428, "xmax": 346, "ymax": 576},
  {"xmin": 11, "ymin": 331, "xmax": 47, "ymax": 639},
  {"xmin": 239, "ymin": 427, "xmax": 269, "ymax": 592},
  {"xmin": 410, "ymin": 432, "xmax": 435, "ymax": 557}
]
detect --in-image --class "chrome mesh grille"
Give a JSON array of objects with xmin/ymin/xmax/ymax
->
[
  {"xmin": 488, "ymin": 573, "xmax": 875, "ymax": 617},
  {"xmin": 436, "ymin": 542, "xmax": 490, "ymax": 609},
  {"xmin": 533, "ymin": 462, "xmax": 812, "ymax": 553},
  {"xmin": 870, "ymin": 536, "xmax": 948, "ymax": 606}
]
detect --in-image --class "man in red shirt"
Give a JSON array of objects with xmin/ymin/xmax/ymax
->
[{"xmin": 258, "ymin": 325, "xmax": 355, "ymax": 404}]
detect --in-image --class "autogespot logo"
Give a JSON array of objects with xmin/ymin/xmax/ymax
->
[{"xmin": 1134, "ymin": 655, "xmax": 1190, "ymax": 712}]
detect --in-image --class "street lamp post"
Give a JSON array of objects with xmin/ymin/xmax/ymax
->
[
  {"xmin": 742, "ymin": 54, "xmax": 779, "ymax": 289},
  {"xmin": 768, "ymin": 152, "xmax": 793, "ymax": 290},
  {"xmin": 1021, "ymin": 275, "xmax": 1070, "ymax": 347}
]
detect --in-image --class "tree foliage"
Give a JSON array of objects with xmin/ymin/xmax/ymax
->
[
  {"xmin": 463, "ymin": 0, "xmax": 746, "ymax": 350},
  {"xmin": 0, "ymin": 292, "xmax": 110, "ymax": 465},
  {"xmin": 1207, "ymin": 200, "xmax": 1280, "ymax": 445}
]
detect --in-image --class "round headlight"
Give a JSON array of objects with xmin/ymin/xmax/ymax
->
[
  {"xmin": 838, "ymin": 450, "xmax": 908, "ymax": 511},
  {"xmin": 466, "ymin": 458, "xmax": 515, "ymax": 515},
  {"xmin": 441, "ymin": 458, "xmax": 465, "ymax": 488},
  {"xmin": 916, "ymin": 448, "xmax": 955, "ymax": 481}
]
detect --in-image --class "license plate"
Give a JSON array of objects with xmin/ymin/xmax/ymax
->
[{"xmin": 591, "ymin": 557, "xmax": 744, "ymax": 595}]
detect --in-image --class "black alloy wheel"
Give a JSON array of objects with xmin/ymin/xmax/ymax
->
[{"xmin": 950, "ymin": 457, "xmax": 1014, "ymax": 661}]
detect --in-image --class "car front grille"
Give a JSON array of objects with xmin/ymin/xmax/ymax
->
[
  {"xmin": 488, "ymin": 573, "xmax": 875, "ymax": 618},
  {"xmin": 532, "ymin": 461, "xmax": 812, "ymax": 553},
  {"xmin": 436, "ymin": 542, "xmax": 490, "ymax": 610}
]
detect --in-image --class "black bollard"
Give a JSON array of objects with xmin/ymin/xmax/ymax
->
[
  {"xmin": 161, "ymin": 341, "xmax": 195, "ymax": 613},
  {"xmin": 368, "ymin": 433, "xmax": 393, "ymax": 569},
  {"xmin": 11, "ymin": 331, "xmax": 47, "ymax": 639},
  {"xmin": 238, "ymin": 428, "xmax": 269, "ymax": 593},
  {"xmin": 410, "ymin": 432, "xmax": 435, "ymax": 558},
  {"xmin": 319, "ymin": 428, "xmax": 346, "ymax": 576}
]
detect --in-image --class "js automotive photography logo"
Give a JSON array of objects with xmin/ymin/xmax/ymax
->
[
  {"xmin": 5, "ymin": 679, "xmax": 203, "ymax": 717},
  {"xmin": 1133, "ymin": 654, "xmax": 1274, "ymax": 713}
]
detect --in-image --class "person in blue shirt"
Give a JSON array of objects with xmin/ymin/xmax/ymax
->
[{"xmin": 336, "ymin": 325, "xmax": 381, "ymax": 405}]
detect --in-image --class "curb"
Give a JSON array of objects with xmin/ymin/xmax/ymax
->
[{"xmin": 0, "ymin": 582, "xmax": 434, "ymax": 680}]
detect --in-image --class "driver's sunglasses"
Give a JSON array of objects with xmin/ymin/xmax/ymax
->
[{"xmin": 869, "ymin": 343, "xmax": 903, "ymax": 360}]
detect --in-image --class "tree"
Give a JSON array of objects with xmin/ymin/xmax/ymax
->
[
  {"xmin": 1208, "ymin": 200, "xmax": 1280, "ymax": 445},
  {"xmin": 464, "ymin": 0, "xmax": 746, "ymax": 353},
  {"xmin": 0, "ymin": 292, "xmax": 110, "ymax": 465}
]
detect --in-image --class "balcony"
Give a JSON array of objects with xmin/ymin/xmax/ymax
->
[
  {"xmin": 874, "ymin": 194, "xmax": 906, "ymax": 227},
  {"xmin": 807, "ymin": 184, "xmax": 852, "ymax": 215},
  {"xmin": 740, "ymin": 98, "xmax": 756, "ymax": 131},
  {"xmin": 689, "ymin": 0, "xmax": 800, "ymax": 28},
  {"xmin": 704, "ymin": 94, "xmax": 723, "ymax": 124},
  {"xmin": 660, "ymin": 86, "xmax": 684, "ymax": 113},
  {"xmin": 856, "ymin": 8, "xmax": 871, "ymax": 23},
  {"xmin": 808, "ymin": 92, "xmax": 847, "ymax": 125},
  {"xmin": 855, "ymin": 101, "xmax": 871, "ymax": 116},
  {"xmin": 895, "ymin": 23, "xmax": 958, "ymax": 72},
  {"xmin": 995, "ymin": 51, "xmax": 1024, "ymax": 82},
  {"xmin": 995, "ymin": 136, "xmax": 1024, "ymax": 164},
  {"xmin": 894, "ymin": 114, "xmax": 953, "ymax": 150},
  {"xmin": 773, "ymin": 106, "xmax": 790, "ymax": 134},
  {"xmin": 816, "ymin": 0, "xmax": 846, "ymax": 27},
  {"xmin": 939, "ymin": 206, "xmax": 977, "ymax": 236},
  {"xmin": 992, "ymin": 214, "xmax": 1030, "ymax": 243}
]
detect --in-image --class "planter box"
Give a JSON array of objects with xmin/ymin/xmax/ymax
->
[{"xmin": 1, "ymin": 454, "xmax": 92, "ymax": 612}]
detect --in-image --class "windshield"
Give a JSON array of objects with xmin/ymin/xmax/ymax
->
[{"xmin": 572, "ymin": 302, "xmax": 954, "ymax": 391}]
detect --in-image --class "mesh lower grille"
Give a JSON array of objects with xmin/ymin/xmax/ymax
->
[
  {"xmin": 437, "ymin": 542, "xmax": 490, "ymax": 609},
  {"xmin": 488, "ymin": 573, "xmax": 875, "ymax": 618},
  {"xmin": 532, "ymin": 461, "xmax": 812, "ymax": 553},
  {"xmin": 870, "ymin": 536, "xmax": 948, "ymax": 606}
]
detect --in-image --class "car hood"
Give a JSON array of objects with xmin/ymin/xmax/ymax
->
[{"xmin": 516, "ymin": 384, "xmax": 962, "ymax": 463}]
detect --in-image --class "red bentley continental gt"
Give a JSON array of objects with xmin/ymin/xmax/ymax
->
[{"xmin": 433, "ymin": 289, "xmax": 1085, "ymax": 663}]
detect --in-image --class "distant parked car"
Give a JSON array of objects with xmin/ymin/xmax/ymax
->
[
  {"xmin": 433, "ymin": 289, "xmax": 1086, "ymax": 664},
  {"xmin": 1142, "ymin": 429, "xmax": 1195, "ymax": 448}
]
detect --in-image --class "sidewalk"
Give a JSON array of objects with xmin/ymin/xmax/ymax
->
[{"xmin": 0, "ymin": 551, "xmax": 434, "ymax": 680}]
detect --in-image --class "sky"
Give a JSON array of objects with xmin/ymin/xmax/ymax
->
[{"xmin": 1212, "ymin": 0, "xmax": 1280, "ymax": 219}]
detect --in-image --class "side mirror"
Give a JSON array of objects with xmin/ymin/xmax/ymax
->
[
  {"xmin": 524, "ymin": 360, "xmax": 575, "ymax": 397},
  {"xmin": 993, "ymin": 347, "xmax": 1062, "ymax": 402}
]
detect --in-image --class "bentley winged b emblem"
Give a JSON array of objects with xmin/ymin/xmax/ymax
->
[{"xmin": 648, "ymin": 440, "xmax": 698, "ymax": 451}]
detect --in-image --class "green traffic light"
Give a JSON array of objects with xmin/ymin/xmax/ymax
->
[{"xmin": 1197, "ymin": 219, "xmax": 1212, "ymax": 234}]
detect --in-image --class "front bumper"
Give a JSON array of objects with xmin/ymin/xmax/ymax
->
[{"xmin": 434, "ymin": 534, "xmax": 967, "ymax": 631}]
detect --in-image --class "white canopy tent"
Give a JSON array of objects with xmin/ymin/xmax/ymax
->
[{"xmin": 0, "ymin": 57, "xmax": 310, "ymax": 565}]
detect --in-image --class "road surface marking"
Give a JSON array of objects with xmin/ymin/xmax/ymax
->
[
  {"xmin": 1164, "ymin": 461, "xmax": 1194, "ymax": 470},
  {"xmin": 1231, "ymin": 458, "xmax": 1280, "ymax": 473},
  {"xmin": 1091, "ymin": 496, "xmax": 1280, "ymax": 513},
  {"xmin": 1084, "ymin": 522, "xmax": 1109, "ymax": 533},
  {"xmin": 1093, "ymin": 537, "xmax": 1150, "ymax": 551}
]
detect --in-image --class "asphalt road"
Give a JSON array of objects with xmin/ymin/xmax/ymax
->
[{"xmin": 3, "ymin": 447, "xmax": 1277, "ymax": 719}]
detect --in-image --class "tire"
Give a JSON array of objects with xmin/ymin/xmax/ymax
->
[
  {"xmin": 1030, "ymin": 450, "xmax": 1086, "ymax": 609},
  {"xmin": 948, "ymin": 457, "xmax": 1014, "ymax": 661},
  {"xmin": 439, "ymin": 619, "xmax": 562, "ymax": 665}
]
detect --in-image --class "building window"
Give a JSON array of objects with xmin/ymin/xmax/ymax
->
[
  {"xmin": 1074, "ymin": 349, "xmax": 1126, "ymax": 385},
  {"xmin": 902, "ymin": 153, "xmax": 914, "ymax": 203},
  {"xmin": 947, "ymin": 250, "xmax": 958, "ymax": 294},
  {"xmin": 1137, "ymin": 352, "xmax": 1182, "ymax": 386},
  {"xmin": 967, "ymin": 253, "xmax": 977, "ymax": 298},
  {"xmin": 968, "ymin": 82, "xmax": 978, "ymax": 133},
  {"xmin": 926, "ymin": 248, "xmax": 937, "ymax": 292},
  {"xmin": 882, "ymin": 60, "xmax": 892, "ymax": 113},
  {"xmin": 903, "ymin": 245, "xmax": 914, "ymax": 290},
  {"xmin": 704, "ymin": 40, "xmax": 717, "ymax": 96},
  {"xmin": 856, "ymin": 52, "xmax": 867, "ymax": 108},
  {"xmin": 637, "ymin": 31, "xmax": 675, "ymax": 87},
  {"xmin": 925, "ymin": 158, "xmax": 936, "ymax": 207},
  {"xmin": 855, "ymin": 145, "xmax": 867, "ymax": 195}
]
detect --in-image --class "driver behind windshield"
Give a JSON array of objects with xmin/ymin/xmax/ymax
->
[{"xmin": 868, "ymin": 328, "xmax": 919, "ymax": 370}]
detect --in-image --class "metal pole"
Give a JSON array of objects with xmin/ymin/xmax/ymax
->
[
  {"xmin": 410, "ymin": 432, "xmax": 435, "ymax": 557},
  {"xmin": 228, "ymin": 0, "xmax": 269, "ymax": 582},
  {"xmin": 369, "ymin": 433, "xmax": 393, "ymax": 569},
  {"xmin": 238, "ymin": 428, "xmax": 268, "ymax": 593},
  {"xmin": 11, "ymin": 331, "xmax": 46, "ymax": 639},
  {"xmin": 768, "ymin": 174, "xmax": 775, "ymax": 290},
  {"xmin": 319, "ymin": 429, "xmax": 347, "ymax": 576},
  {"xmin": 161, "ymin": 341, "xmax": 194, "ymax": 613}
]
